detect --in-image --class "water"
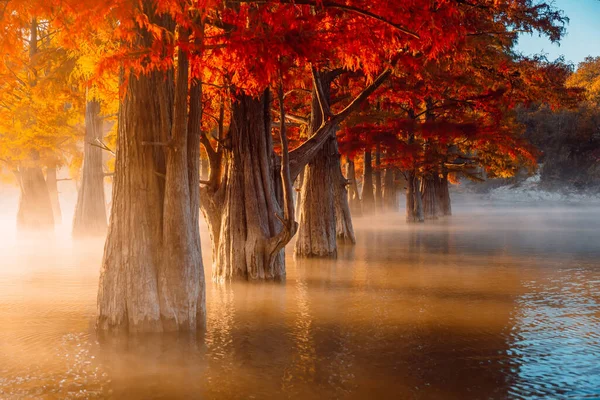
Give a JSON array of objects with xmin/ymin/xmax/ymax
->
[{"xmin": 1, "ymin": 200, "xmax": 600, "ymax": 399}]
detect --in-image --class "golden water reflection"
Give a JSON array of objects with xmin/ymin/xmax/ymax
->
[{"xmin": 1, "ymin": 207, "xmax": 599, "ymax": 399}]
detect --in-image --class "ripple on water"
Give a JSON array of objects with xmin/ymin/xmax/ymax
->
[
  {"xmin": 506, "ymin": 267, "xmax": 600, "ymax": 399},
  {"xmin": 1, "ymin": 209, "xmax": 600, "ymax": 399}
]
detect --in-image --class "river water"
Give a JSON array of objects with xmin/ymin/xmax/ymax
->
[{"xmin": 0, "ymin": 198, "xmax": 599, "ymax": 399}]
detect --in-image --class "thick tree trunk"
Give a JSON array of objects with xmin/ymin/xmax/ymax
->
[
  {"xmin": 97, "ymin": 23, "xmax": 205, "ymax": 332},
  {"xmin": 374, "ymin": 142, "xmax": 382, "ymax": 212},
  {"xmin": 406, "ymin": 171, "xmax": 424, "ymax": 223},
  {"xmin": 361, "ymin": 148, "xmax": 375, "ymax": 213},
  {"xmin": 421, "ymin": 176, "xmax": 439, "ymax": 220},
  {"xmin": 16, "ymin": 166, "xmax": 54, "ymax": 231},
  {"xmin": 204, "ymin": 91, "xmax": 287, "ymax": 281},
  {"xmin": 333, "ymin": 151, "xmax": 356, "ymax": 244},
  {"xmin": 382, "ymin": 168, "xmax": 399, "ymax": 212},
  {"xmin": 46, "ymin": 166, "xmax": 62, "ymax": 223},
  {"xmin": 73, "ymin": 100, "xmax": 107, "ymax": 236},
  {"xmin": 159, "ymin": 36, "xmax": 204, "ymax": 331},
  {"xmin": 437, "ymin": 173, "xmax": 452, "ymax": 216},
  {"xmin": 296, "ymin": 69, "xmax": 357, "ymax": 256},
  {"xmin": 295, "ymin": 138, "xmax": 337, "ymax": 257},
  {"xmin": 345, "ymin": 156, "xmax": 362, "ymax": 216}
]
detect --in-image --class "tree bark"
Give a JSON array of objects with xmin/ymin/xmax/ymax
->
[
  {"xmin": 200, "ymin": 68, "xmax": 391, "ymax": 276},
  {"xmin": 374, "ymin": 142, "xmax": 382, "ymax": 212},
  {"xmin": 295, "ymin": 137, "xmax": 338, "ymax": 257},
  {"xmin": 382, "ymin": 168, "xmax": 399, "ymax": 212},
  {"xmin": 295, "ymin": 73, "xmax": 339, "ymax": 258},
  {"xmin": 345, "ymin": 156, "xmax": 362, "ymax": 216},
  {"xmin": 73, "ymin": 100, "xmax": 107, "ymax": 236},
  {"xmin": 202, "ymin": 91, "xmax": 288, "ymax": 281},
  {"xmin": 437, "ymin": 172, "xmax": 452, "ymax": 216},
  {"xmin": 406, "ymin": 171, "xmax": 424, "ymax": 223},
  {"xmin": 294, "ymin": 169, "xmax": 304, "ymax": 222},
  {"xmin": 16, "ymin": 166, "xmax": 54, "ymax": 231},
  {"xmin": 361, "ymin": 148, "xmax": 375, "ymax": 213},
  {"xmin": 333, "ymin": 153, "xmax": 356, "ymax": 244},
  {"xmin": 97, "ymin": 20, "xmax": 205, "ymax": 333},
  {"xmin": 421, "ymin": 176, "xmax": 439, "ymax": 220}
]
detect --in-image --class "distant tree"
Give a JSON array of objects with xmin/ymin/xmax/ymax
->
[{"xmin": 567, "ymin": 57, "xmax": 600, "ymax": 105}]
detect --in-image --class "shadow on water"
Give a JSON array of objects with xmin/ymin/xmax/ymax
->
[{"xmin": 0, "ymin": 203, "xmax": 599, "ymax": 399}]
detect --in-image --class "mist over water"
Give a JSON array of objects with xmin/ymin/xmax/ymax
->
[{"xmin": 1, "ymin": 183, "xmax": 599, "ymax": 399}]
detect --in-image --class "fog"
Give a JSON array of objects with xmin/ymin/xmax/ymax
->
[{"xmin": 1, "ymin": 182, "xmax": 599, "ymax": 399}]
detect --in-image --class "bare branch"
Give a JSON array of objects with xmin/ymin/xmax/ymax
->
[{"xmin": 90, "ymin": 138, "xmax": 115, "ymax": 156}]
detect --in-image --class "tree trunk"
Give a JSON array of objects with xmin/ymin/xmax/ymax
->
[
  {"xmin": 296, "ymin": 73, "xmax": 336, "ymax": 258},
  {"xmin": 73, "ymin": 100, "xmax": 107, "ymax": 236},
  {"xmin": 294, "ymin": 169, "xmax": 304, "ymax": 222},
  {"xmin": 97, "ymin": 22, "xmax": 205, "ymax": 332},
  {"xmin": 333, "ymin": 156, "xmax": 356, "ymax": 244},
  {"xmin": 345, "ymin": 156, "xmax": 362, "ymax": 216},
  {"xmin": 45, "ymin": 166, "xmax": 62, "ymax": 223},
  {"xmin": 361, "ymin": 148, "xmax": 375, "ymax": 213},
  {"xmin": 406, "ymin": 171, "xmax": 424, "ymax": 223},
  {"xmin": 421, "ymin": 176, "xmax": 439, "ymax": 220},
  {"xmin": 333, "ymin": 150, "xmax": 356, "ymax": 244},
  {"xmin": 374, "ymin": 142, "xmax": 382, "ymax": 212},
  {"xmin": 382, "ymin": 168, "xmax": 399, "ymax": 212},
  {"xmin": 295, "ymin": 137, "xmax": 337, "ymax": 257},
  {"xmin": 203, "ymin": 91, "xmax": 287, "ymax": 281},
  {"xmin": 437, "ymin": 173, "xmax": 452, "ymax": 216},
  {"xmin": 16, "ymin": 166, "xmax": 54, "ymax": 231}
]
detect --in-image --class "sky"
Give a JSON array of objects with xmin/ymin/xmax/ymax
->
[{"xmin": 516, "ymin": 0, "xmax": 600, "ymax": 67}]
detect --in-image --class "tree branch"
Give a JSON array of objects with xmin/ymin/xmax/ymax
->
[
  {"xmin": 90, "ymin": 138, "xmax": 115, "ymax": 156},
  {"xmin": 268, "ymin": 79, "xmax": 298, "ymax": 261},
  {"xmin": 288, "ymin": 68, "xmax": 392, "ymax": 181}
]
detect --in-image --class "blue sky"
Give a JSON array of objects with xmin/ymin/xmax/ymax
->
[{"xmin": 516, "ymin": 0, "xmax": 600, "ymax": 67}]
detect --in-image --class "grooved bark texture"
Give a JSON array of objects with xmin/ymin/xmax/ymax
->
[
  {"xmin": 210, "ymin": 92, "xmax": 286, "ymax": 281},
  {"xmin": 16, "ymin": 166, "xmax": 54, "ymax": 230},
  {"xmin": 295, "ymin": 138, "xmax": 337, "ymax": 257},
  {"xmin": 73, "ymin": 100, "xmax": 107, "ymax": 236},
  {"xmin": 295, "ymin": 75, "xmax": 344, "ymax": 257},
  {"xmin": 97, "ymin": 20, "xmax": 205, "ymax": 332}
]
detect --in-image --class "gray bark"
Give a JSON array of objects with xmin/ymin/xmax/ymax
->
[
  {"xmin": 296, "ymin": 71, "xmax": 355, "ymax": 257},
  {"xmin": 203, "ymin": 91, "xmax": 288, "ymax": 281},
  {"xmin": 97, "ymin": 21, "xmax": 205, "ymax": 333},
  {"xmin": 73, "ymin": 100, "xmax": 107, "ymax": 236},
  {"xmin": 295, "ymin": 137, "xmax": 337, "ymax": 257}
]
